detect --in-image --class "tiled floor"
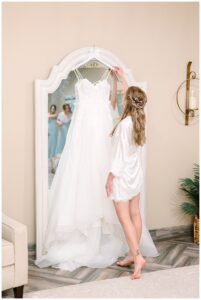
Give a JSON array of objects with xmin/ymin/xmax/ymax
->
[{"xmin": 2, "ymin": 233, "xmax": 199, "ymax": 298}]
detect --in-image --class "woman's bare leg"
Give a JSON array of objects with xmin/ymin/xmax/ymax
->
[
  {"xmin": 113, "ymin": 200, "xmax": 146, "ymax": 279},
  {"xmin": 117, "ymin": 192, "xmax": 142, "ymax": 266},
  {"xmin": 130, "ymin": 192, "xmax": 142, "ymax": 243}
]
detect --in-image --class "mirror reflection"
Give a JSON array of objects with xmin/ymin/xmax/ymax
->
[{"xmin": 48, "ymin": 59, "xmax": 123, "ymax": 188}]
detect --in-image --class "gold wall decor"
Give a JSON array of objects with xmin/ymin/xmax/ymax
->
[{"xmin": 176, "ymin": 61, "xmax": 199, "ymax": 125}]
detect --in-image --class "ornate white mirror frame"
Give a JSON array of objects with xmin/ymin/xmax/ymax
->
[{"xmin": 35, "ymin": 46, "xmax": 148, "ymax": 259}]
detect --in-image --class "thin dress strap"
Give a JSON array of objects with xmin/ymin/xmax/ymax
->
[
  {"xmin": 100, "ymin": 68, "xmax": 111, "ymax": 81},
  {"xmin": 74, "ymin": 68, "xmax": 83, "ymax": 80}
]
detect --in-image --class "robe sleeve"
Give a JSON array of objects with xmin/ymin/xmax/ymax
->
[{"xmin": 109, "ymin": 121, "xmax": 131, "ymax": 177}]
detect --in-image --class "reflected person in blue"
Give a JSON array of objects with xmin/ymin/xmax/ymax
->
[
  {"xmin": 48, "ymin": 104, "xmax": 58, "ymax": 174},
  {"xmin": 55, "ymin": 104, "xmax": 72, "ymax": 157}
]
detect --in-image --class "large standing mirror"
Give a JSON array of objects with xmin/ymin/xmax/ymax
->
[{"xmin": 35, "ymin": 47, "xmax": 147, "ymax": 259}]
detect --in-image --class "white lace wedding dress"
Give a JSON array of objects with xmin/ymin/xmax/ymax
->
[{"xmin": 34, "ymin": 69, "xmax": 159, "ymax": 271}]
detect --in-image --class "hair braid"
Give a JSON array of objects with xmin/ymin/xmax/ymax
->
[{"xmin": 111, "ymin": 86, "xmax": 147, "ymax": 146}]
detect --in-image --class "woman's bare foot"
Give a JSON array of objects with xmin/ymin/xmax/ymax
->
[
  {"xmin": 131, "ymin": 254, "xmax": 146, "ymax": 280},
  {"xmin": 116, "ymin": 256, "xmax": 134, "ymax": 267}
]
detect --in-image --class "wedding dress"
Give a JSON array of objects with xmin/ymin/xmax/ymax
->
[{"xmin": 35, "ymin": 68, "xmax": 159, "ymax": 271}]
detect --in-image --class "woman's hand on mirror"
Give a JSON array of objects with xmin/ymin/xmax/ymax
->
[
  {"xmin": 110, "ymin": 69, "xmax": 118, "ymax": 80},
  {"xmin": 113, "ymin": 66, "xmax": 124, "ymax": 78},
  {"xmin": 105, "ymin": 172, "xmax": 114, "ymax": 197}
]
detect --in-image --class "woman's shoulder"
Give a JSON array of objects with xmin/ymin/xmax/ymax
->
[
  {"xmin": 114, "ymin": 116, "xmax": 132, "ymax": 137},
  {"xmin": 119, "ymin": 116, "xmax": 132, "ymax": 128}
]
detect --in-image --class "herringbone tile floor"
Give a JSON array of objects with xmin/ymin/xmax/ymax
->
[{"xmin": 2, "ymin": 234, "xmax": 199, "ymax": 298}]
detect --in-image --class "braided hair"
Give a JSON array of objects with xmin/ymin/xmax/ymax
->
[{"xmin": 111, "ymin": 86, "xmax": 147, "ymax": 146}]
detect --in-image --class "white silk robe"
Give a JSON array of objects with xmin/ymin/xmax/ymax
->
[{"xmin": 110, "ymin": 115, "xmax": 143, "ymax": 201}]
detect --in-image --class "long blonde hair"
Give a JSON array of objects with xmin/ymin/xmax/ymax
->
[{"xmin": 111, "ymin": 86, "xmax": 147, "ymax": 146}]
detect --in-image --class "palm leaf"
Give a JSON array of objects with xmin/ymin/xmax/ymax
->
[
  {"xmin": 179, "ymin": 179, "xmax": 199, "ymax": 201},
  {"xmin": 179, "ymin": 164, "xmax": 199, "ymax": 218},
  {"xmin": 180, "ymin": 202, "xmax": 199, "ymax": 216}
]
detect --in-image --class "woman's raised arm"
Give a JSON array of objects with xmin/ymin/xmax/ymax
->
[{"xmin": 113, "ymin": 66, "xmax": 128, "ymax": 96}]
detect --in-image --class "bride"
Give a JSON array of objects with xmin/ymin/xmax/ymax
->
[{"xmin": 35, "ymin": 64, "xmax": 159, "ymax": 271}]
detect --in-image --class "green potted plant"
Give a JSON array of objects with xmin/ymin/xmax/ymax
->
[{"xmin": 179, "ymin": 163, "xmax": 199, "ymax": 245}]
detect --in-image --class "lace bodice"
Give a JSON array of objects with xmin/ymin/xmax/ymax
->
[{"xmin": 75, "ymin": 78, "xmax": 111, "ymax": 105}]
